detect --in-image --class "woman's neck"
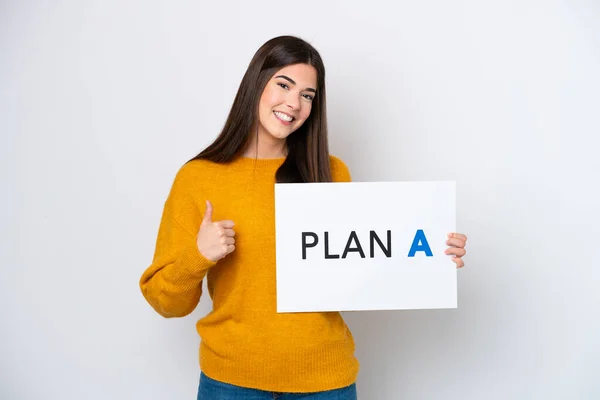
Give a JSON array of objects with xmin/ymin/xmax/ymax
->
[{"xmin": 242, "ymin": 130, "xmax": 287, "ymax": 159}]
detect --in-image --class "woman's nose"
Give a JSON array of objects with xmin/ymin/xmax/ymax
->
[{"xmin": 286, "ymin": 96, "xmax": 300, "ymax": 111}]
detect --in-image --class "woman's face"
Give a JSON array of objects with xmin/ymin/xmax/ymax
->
[{"xmin": 256, "ymin": 63, "xmax": 318, "ymax": 144}]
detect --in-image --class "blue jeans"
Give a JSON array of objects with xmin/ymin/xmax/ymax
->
[{"xmin": 197, "ymin": 372, "xmax": 357, "ymax": 400}]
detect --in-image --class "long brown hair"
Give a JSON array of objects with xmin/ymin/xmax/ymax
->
[{"xmin": 188, "ymin": 35, "xmax": 331, "ymax": 183}]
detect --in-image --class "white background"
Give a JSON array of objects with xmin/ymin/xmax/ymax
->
[
  {"xmin": 275, "ymin": 181, "xmax": 457, "ymax": 312},
  {"xmin": 1, "ymin": 1, "xmax": 599, "ymax": 399}
]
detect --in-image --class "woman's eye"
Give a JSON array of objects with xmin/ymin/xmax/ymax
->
[
  {"xmin": 278, "ymin": 83, "xmax": 289, "ymax": 90},
  {"xmin": 302, "ymin": 94, "xmax": 314, "ymax": 101}
]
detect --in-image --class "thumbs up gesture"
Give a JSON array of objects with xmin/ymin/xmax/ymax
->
[{"xmin": 196, "ymin": 200, "xmax": 236, "ymax": 262}]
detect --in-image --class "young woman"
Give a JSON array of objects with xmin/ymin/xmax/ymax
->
[{"xmin": 139, "ymin": 35, "xmax": 468, "ymax": 400}]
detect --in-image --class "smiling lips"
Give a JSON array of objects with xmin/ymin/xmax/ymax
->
[{"xmin": 274, "ymin": 111, "xmax": 295, "ymax": 125}]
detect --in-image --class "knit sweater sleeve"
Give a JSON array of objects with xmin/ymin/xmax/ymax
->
[
  {"xmin": 330, "ymin": 155, "xmax": 352, "ymax": 183},
  {"xmin": 139, "ymin": 163, "xmax": 216, "ymax": 318}
]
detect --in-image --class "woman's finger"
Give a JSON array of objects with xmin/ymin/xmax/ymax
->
[
  {"xmin": 448, "ymin": 233, "xmax": 468, "ymax": 242},
  {"xmin": 445, "ymin": 247, "xmax": 467, "ymax": 257},
  {"xmin": 453, "ymin": 256, "xmax": 465, "ymax": 268},
  {"xmin": 446, "ymin": 237, "xmax": 465, "ymax": 248},
  {"xmin": 223, "ymin": 229, "xmax": 236, "ymax": 237},
  {"xmin": 219, "ymin": 220, "xmax": 235, "ymax": 229}
]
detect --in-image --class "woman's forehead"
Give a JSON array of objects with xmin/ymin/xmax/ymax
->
[{"xmin": 273, "ymin": 64, "xmax": 317, "ymax": 86}]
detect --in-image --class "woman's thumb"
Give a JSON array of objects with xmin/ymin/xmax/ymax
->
[{"xmin": 202, "ymin": 200, "xmax": 213, "ymax": 224}]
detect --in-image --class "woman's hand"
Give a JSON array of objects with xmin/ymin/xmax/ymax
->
[
  {"xmin": 196, "ymin": 200, "xmax": 236, "ymax": 262},
  {"xmin": 446, "ymin": 233, "xmax": 467, "ymax": 268}
]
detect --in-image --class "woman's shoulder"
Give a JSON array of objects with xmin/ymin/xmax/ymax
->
[
  {"xmin": 328, "ymin": 154, "xmax": 352, "ymax": 182},
  {"xmin": 169, "ymin": 158, "xmax": 223, "ymax": 190},
  {"xmin": 176, "ymin": 158, "xmax": 212, "ymax": 177}
]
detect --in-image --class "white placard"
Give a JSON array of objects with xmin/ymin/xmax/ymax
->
[{"xmin": 274, "ymin": 181, "xmax": 456, "ymax": 312}]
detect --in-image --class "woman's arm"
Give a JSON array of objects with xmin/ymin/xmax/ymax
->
[
  {"xmin": 330, "ymin": 155, "xmax": 352, "ymax": 183},
  {"xmin": 139, "ymin": 166, "xmax": 216, "ymax": 318}
]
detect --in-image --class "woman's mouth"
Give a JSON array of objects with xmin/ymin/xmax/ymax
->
[{"xmin": 274, "ymin": 111, "xmax": 294, "ymax": 125}]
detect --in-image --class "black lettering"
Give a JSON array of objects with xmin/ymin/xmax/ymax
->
[
  {"xmin": 324, "ymin": 231, "xmax": 340, "ymax": 259},
  {"xmin": 342, "ymin": 231, "xmax": 365, "ymax": 258},
  {"xmin": 370, "ymin": 230, "xmax": 392, "ymax": 258},
  {"xmin": 302, "ymin": 232, "xmax": 318, "ymax": 260}
]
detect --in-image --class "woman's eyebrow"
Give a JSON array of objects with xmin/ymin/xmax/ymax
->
[{"xmin": 275, "ymin": 75, "xmax": 317, "ymax": 93}]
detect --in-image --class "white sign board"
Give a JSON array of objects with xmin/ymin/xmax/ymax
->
[{"xmin": 274, "ymin": 181, "xmax": 456, "ymax": 312}]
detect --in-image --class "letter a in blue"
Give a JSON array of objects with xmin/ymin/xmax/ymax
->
[{"xmin": 407, "ymin": 229, "xmax": 433, "ymax": 257}]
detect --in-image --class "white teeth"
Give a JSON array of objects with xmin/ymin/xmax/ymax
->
[{"xmin": 274, "ymin": 111, "xmax": 293, "ymax": 122}]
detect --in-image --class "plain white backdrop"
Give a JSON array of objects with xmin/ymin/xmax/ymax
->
[{"xmin": 1, "ymin": 1, "xmax": 599, "ymax": 399}]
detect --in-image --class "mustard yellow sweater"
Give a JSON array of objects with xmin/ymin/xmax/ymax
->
[{"xmin": 139, "ymin": 155, "xmax": 359, "ymax": 393}]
